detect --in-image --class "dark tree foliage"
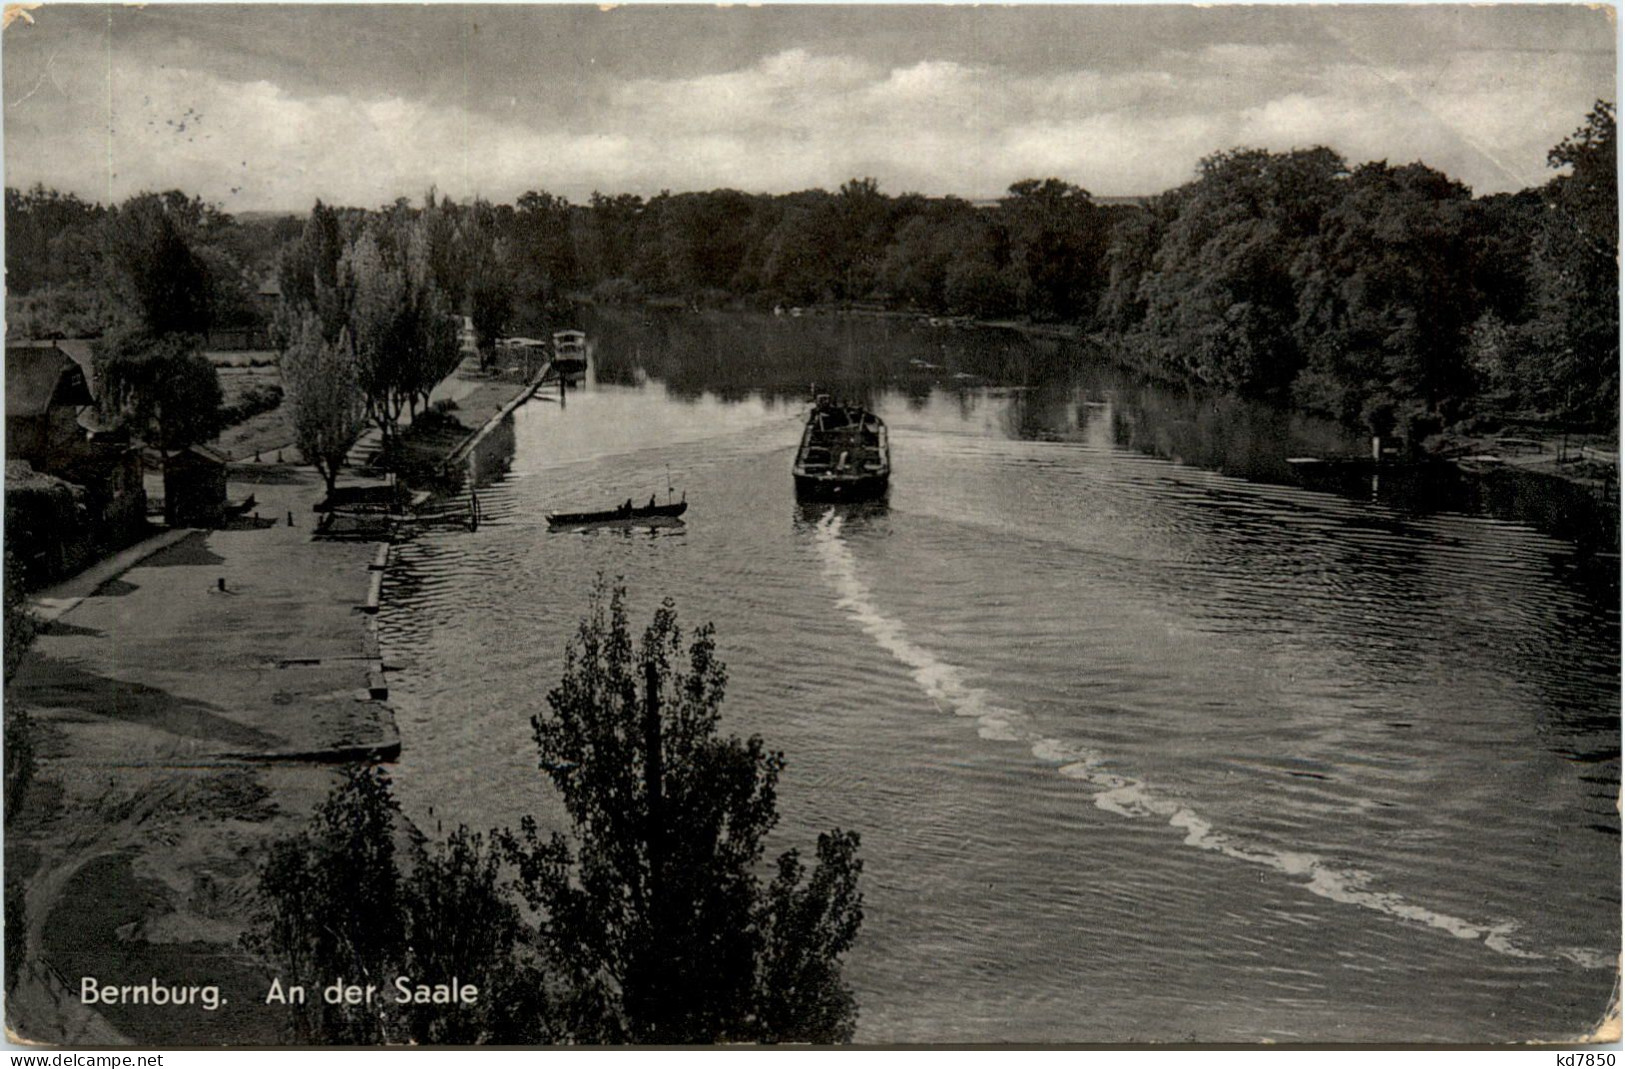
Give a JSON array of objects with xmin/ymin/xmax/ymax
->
[
  {"xmin": 3, "ymin": 550, "xmax": 38, "ymax": 691},
  {"xmin": 1527, "ymin": 100, "xmax": 1620, "ymax": 423},
  {"xmin": 879, "ymin": 197, "xmax": 1015, "ymax": 316},
  {"xmin": 396, "ymin": 825, "xmax": 555, "ymax": 1045},
  {"xmin": 1111, "ymin": 148, "xmax": 1348, "ymax": 396},
  {"xmin": 245, "ymin": 587, "xmax": 865, "ymax": 1046},
  {"xmin": 1465, "ymin": 190, "xmax": 1545, "ymax": 328},
  {"xmin": 78, "ymin": 193, "xmax": 229, "ymax": 449},
  {"xmin": 5, "ymin": 187, "xmax": 284, "ymax": 344},
  {"xmin": 582, "ymin": 191, "xmax": 647, "ymax": 283},
  {"xmin": 831, "ymin": 177, "xmax": 896, "ymax": 300},
  {"xmin": 998, "ymin": 178, "xmax": 1109, "ymax": 323},
  {"xmin": 513, "ymin": 190, "xmax": 582, "ymax": 307},
  {"xmin": 507, "ymin": 580, "xmax": 864, "ymax": 1044},
  {"xmin": 753, "ymin": 828, "xmax": 865, "ymax": 1040},
  {"xmin": 1547, "ymin": 100, "xmax": 1618, "ymax": 257},
  {"xmin": 464, "ymin": 199, "xmax": 516, "ymax": 366},
  {"xmin": 93, "ymin": 330, "xmax": 225, "ymax": 452},
  {"xmin": 755, "ymin": 197, "xmax": 844, "ymax": 306},
  {"xmin": 1293, "ymin": 162, "xmax": 1477, "ymax": 428},
  {"xmin": 1097, "ymin": 207, "xmax": 1165, "ymax": 335},
  {"xmin": 637, "ymin": 190, "xmax": 763, "ymax": 298},
  {"xmin": 4, "ymin": 550, "xmax": 38, "ymax": 821},
  {"xmin": 247, "ymin": 765, "xmax": 547, "ymax": 1045},
  {"xmin": 275, "ymin": 200, "xmax": 350, "ymax": 345},
  {"xmin": 103, "ymin": 192, "xmax": 217, "ymax": 337},
  {"xmin": 323, "ymin": 208, "xmax": 463, "ymax": 444},
  {"xmin": 1093, "ymin": 106, "xmax": 1617, "ymax": 434},
  {"xmin": 3, "ymin": 548, "xmax": 34, "ymax": 995},
  {"xmin": 4, "ymin": 185, "xmax": 106, "ymax": 294},
  {"xmin": 246, "ymin": 763, "xmax": 401, "ymax": 1042},
  {"xmin": 10, "ymin": 97, "xmax": 1617, "ymax": 434}
]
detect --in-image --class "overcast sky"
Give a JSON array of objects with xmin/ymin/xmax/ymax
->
[{"xmin": 3, "ymin": 4, "xmax": 1616, "ymax": 211}]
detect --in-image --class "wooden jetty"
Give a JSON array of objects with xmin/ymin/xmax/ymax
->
[{"xmin": 317, "ymin": 486, "xmax": 481, "ymax": 539}]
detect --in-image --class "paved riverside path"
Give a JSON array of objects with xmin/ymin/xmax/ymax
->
[
  {"xmin": 31, "ymin": 526, "xmax": 198, "ymax": 624},
  {"xmin": 5, "ymin": 352, "xmax": 555, "ymax": 1046},
  {"xmin": 6, "ymin": 461, "xmax": 391, "ymax": 1046}
]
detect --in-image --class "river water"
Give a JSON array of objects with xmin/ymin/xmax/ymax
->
[{"xmin": 379, "ymin": 309, "xmax": 1619, "ymax": 1044}]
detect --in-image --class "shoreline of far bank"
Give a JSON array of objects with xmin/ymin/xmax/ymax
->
[{"xmin": 588, "ymin": 297, "xmax": 1617, "ymax": 539}]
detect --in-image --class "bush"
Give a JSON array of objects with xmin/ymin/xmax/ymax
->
[
  {"xmin": 944, "ymin": 260, "xmax": 1021, "ymax": 320},
  {"xmin": 590, "ymin": 277, "xmax": 644, "ymax": 305},
  {"xmin": 3, "ymin": 706, "xmax": 35, "ymax": 821},
  {"xmin": 5, "ymin": 871, "xmax": 25, "ymax": 994},
  {"xmin": 5, "ymin": 548, "xmax": 38, "ymax": 830},
  {"xmin": 245, "ymin": 766, "xmax": 547, "ymax": 1044},
  {"xmin": 95, "ymin": 330, "xmax": 226, "ymax": 450},
  {"xmin": 5, "ymin": 470, "xmax": 94, "ymax": 589},
  {"xmin": 219, "ymin": 383, "xmax": 284, "ymax": 427},
  {"xmin": 408, "ymin": 408, "xmax": 465, "ymax": 434}
]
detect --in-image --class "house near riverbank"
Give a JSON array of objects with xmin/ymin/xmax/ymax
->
[
  {"xmin": 6, "ymin": 340, "xmax": 94, "ymax": 471},
  {"xmin": 163, "ymin": 444, "xmax": 230, "ymax": 527},
  {"xmin": 255, "ymin": 274, "xmax": 281, "ymax": 315},
  {"xmin": 203, "ymin": 277, "xmax": 280, "ymax": 351},
  {"xmin": 5, "ymin": 339, "xmax": 149, "ymax": 587}
]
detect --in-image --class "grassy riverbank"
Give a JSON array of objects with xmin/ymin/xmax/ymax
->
[
  {"xmin": 4, "ymin": 361, "xmax": 544, "ymax": 1046},
  {"xmin": 385, "ymin": 359, "xmax": 546, "ymax": 488}
]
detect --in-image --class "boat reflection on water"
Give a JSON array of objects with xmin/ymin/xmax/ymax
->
[{"xmin": 793, "ymin": 495, "xmax": 890, "ymax": 535}]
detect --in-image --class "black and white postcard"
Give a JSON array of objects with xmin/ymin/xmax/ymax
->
[{"xmin": 2, "ymin": 3, "xmax": 1618, "ymax": 1048}]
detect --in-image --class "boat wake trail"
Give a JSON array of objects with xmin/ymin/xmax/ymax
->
[{"xmin": 813, "ymin": 510, "xmax": 1613, "ymax": 971}]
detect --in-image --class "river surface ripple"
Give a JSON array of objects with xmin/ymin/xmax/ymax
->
[{"xmin": 379, "ymin": 312, "xmax": 1618, "ymax": 1043}]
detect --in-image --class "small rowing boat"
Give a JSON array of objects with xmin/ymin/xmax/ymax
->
[{"xmin": 547, "ymin": 496, "xmax": 687, "ymax": 528}]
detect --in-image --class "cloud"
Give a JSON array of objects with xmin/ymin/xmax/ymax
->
[
  {"xmin": 8, "ymin": 46, "xmax": 635, "ymax": 208},
  {"xmin": 4, "ymin": 27, "xmax": 1614, "ymax": 209},
  {"xmin": 1226, "ymin": 52, "xmax": 1613, "ymax": 189}
]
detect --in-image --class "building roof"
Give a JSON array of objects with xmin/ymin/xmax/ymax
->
[
  {"xmin": 54, "ymin": 339, "xmax": 98, "ymax": 396},
  {"xmin": 5, "ymin": 343, "xmax": 93, "ymax": 418},
  {"xmin": 166, "ymin": 442, "xmax": 231, "ymax": 468}
]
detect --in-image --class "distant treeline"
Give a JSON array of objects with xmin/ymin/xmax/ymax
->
[
  {"xmin": 5, "ymin": 188, "xmax": 300, "ymax": 339},
  {"xmin": 7, "ymin": 100, "xmax": 1616, "ymax": 435}
]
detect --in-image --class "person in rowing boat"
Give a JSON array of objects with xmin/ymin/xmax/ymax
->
[
  {"xmin": 648, "ymin": 494, "xmax": 657, "ymax": 509},
  {"xmin": 622, "ymin": 498, "xmax": 633, "ymax": 515}
]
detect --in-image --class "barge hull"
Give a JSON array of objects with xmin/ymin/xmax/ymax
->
[{"xmin": 794, "ymin": 473, "xmax": 889, "ymax": 501}]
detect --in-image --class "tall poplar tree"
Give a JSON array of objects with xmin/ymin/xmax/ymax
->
[
  {"xmin": 508, "ymin": 580, "xmax": 865, "ymax": 1044},
  {"xmin": 281, "ymin": 313, "xmax": 366, "ymax": 494}
]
